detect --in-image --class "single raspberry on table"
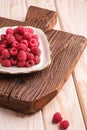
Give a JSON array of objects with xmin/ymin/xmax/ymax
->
[
  {"xmin": 59, "ymin": 120, "xmax": 69, "ymax": 129},
  {"xmin": 52, "ymin": 112, "xmax": 62, "ymax": 124},
  {"xmin": 1, "ymin": 59, "xmax": 11, "ymax": 67}
]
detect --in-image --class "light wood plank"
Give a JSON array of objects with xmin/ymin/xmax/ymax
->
[
  {"xmin": 0, "ymin": 0, "xmax": 86, "ymax": 130},
  {"xmin": 54, "ymin": 0, "xmax": 87, "ymax": 128},
  {"xmin": 43, "ymin": 76, "xmax": 86, "ymax": 130}
]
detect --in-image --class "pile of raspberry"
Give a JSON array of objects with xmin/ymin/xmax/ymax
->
[{"xmin": 0, "ymin": 26, "xmax": 41, "ymax": 67}]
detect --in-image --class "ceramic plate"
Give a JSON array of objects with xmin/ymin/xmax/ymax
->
[{"xmin": 0, "ymin": 26, "xmax": 51, "ymax": 74}]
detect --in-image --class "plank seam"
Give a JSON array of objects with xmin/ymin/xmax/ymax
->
[{"xmin": 72, "ymin": 72, "xmax": 86, "ymax": 129}]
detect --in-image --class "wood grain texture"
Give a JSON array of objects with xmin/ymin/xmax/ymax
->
[
  {"xmin": 0, "ymin": 0, "xmax": 86, "ymax": 130},
  {"xmin": 0, "ymin": 6, "xmax": 57, "ymax": 32},
  {"xmin": 0, "ymin": 10, "xmax": 86, "ymax": 113},
  {"xmin": 54, "ymin": 0, "xmax": 87, "ymax": 127},
  {"xmin": 43, "ymin": 75, "xmax": 86, "ymax": 130}
]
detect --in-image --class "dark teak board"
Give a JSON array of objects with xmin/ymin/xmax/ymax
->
[{"xmin": 0, "ymin": 6, "xmax": 86, "ymax": 113}]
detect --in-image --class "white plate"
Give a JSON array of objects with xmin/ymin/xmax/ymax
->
[{"xmin": 0, "ymin": 26, "xmax": 51, "ymax": 74}]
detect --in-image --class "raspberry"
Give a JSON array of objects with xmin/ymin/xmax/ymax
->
[
  {"xmin": 0, "ymin": 56, "xmax": 2, "ymax": 63},
  {"xmin": 11, "ymin": 57, "xmax": 17, "ymax": 65},
  {"xmin": 14, "ymin": 33, "xmax": 23, "ymax": 41},
  {"xmin": 24, "ymin": 32, "xmax": 32, "ymax": 40},
  {"xmin": 34, "ymin": 56, "xmax": 40, "ymax": 64},
  {"xmin": 25, "ymin": 61, "xmax": 31, "ymax": 67},
  {"xmin": 26, "ymin": 48, "xmax": 31, "ymax": 53},
  {"xmin": 29, "ymin": 38, "xmax": 39, "ymax": 47},
  {"xmin": 27, "ymin": 28, "xmax": 34, "ymax": 34},
  {"xmin": 10, "ymin": 48, "xmax": 17, "ymax": 56},
  {"xmin": 6, "ymin": 34, "xmax": 15, "ymax": 43},
  {"xmin": 16, "ymin": 26, "xmax": 25, "ymax": 35},
  {"xmin": 1, "ymin": 40, "xmax": 7, "ymax": 48},
  {"xmin": 21, "ymin": 40, "xmax": 28, "ymax": 47},
  {"xmin": 18, "ymin": 43, "xmax": 27, "ymax": 51},
  {"xmin": 1, "ymin": 59, "xmax": 11, "ymax": 67},
  {"xmin": 1, "ymin": 34, "xmax": 6, "ymax": 40},
  {"xmin": 2, "ymin": 49, "xmax": 10, "ymax": 59},
  {"xmin": 17, "ymin": 60, "xmax": 25, "ymax": 67},
  {"xmin": 17, "ymin": 50, "xmax": 27, "ymax": 61},
  {"xmin": 0, "ymin": 47, "xmax": 4, "ymax": 54},
  {"xmin": 52, "ymin": 112, "xmax": 62, "ymax": 123},
  {"xmin": 27, "ymin": 53, "xmax": 34, "ymax": 60},
  {"xmin": 0, "ymin": 26, "xmax": 41, "ymax": 68},
  {"xmin": 13, "ymin": 28, "xmax": 18, "ymax": 34},
  {"xmin": 6, "ymin": 28, "xmax": 13, "ymax": 34},
  {"xmin": 29, "ymin": 60, "xmax": 35, "ymax": 66},
  {"xmin": 32, "ymin": 35, "xmax": 39, "ymax": 40},
  {"xmin": 59, "ymin": 120, "xmax": 69, "ymax": 129},
  {"xmin": 31, "ymin": 47, "xmax": 41, "ymax": 56},
  {"xmin": 12, "ymin": 41, "xmax": 19, "ymax": 48}
]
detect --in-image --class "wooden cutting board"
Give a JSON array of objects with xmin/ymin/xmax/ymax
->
[{"xmin": 0, "ymin": 6, "xmax": 86, "ymax": 114}]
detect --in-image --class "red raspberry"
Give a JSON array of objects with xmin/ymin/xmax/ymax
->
[
  {"xmin": 1, "ymin": 40, "xmax": 7, "ymax": 48},
  {"xmin": 2, "ymin": 49, "xmax": 10, "ymax": 59},
  {"xmin": 1, "ymin": 59, "xmax": 11, "ymax": 67},
  {"xmin": 18, "ymin": 43, "xmax": 27, "ymax": 51},
  {"xmin": 11, "ymin": 57, "xmax": 17, "ymax": 65},
  {"xmin": 0, "ymin": 47, "xmax": 4, "ymax": 53},
  {"xmin": 16, "ymin": 26, "xmax": 25, "ymax": 35},
  {"xmin": 13, "ymin": 28, "xmax": 18, "ymax": 34},
  {"xmin": 24, "ymin": 32, "xmax": 32, "ymax": 40},
  {"xmin": 6, "ymin": 28, "xmax": 13, "ymax": 34},
  {"xmin": 32, "ymin": 35, "xmax": 39, "ymax": 40},
  {"xmin": 26, "ymin": 48, "xmax": 31, "ymax": 53},
  {"xmin": 29, "ymin": 60, "xmax": 35, "ymax": 66},
  {"xmin": 59, "ymin": 120, "xmax": 69, "ymax": 129},
  {"xmin": 0, "ymin": 56, "xmax": 2, "ymax": 63},
  {"xmin": 21, "ymin": 40, "xmax": 28, "ymax": 47},
  {"xmin": 31, "ymin": 47, "xmax": 41, "ymax": 56},
  {"xmin": 1, "ymin": 34, "xmax": 6, "ymax": 40},
  {"xmin": 25, "ymin": 61, "xmax": 31, "ymax": 67},
  {"xmin": 14, "ymin": 33, "xmax": 23, "ymax": 41},
  {"xmin": 12, "ymin": 41, "xmax": 19, "ymax": 48},
  {"xmin": 17, "ymin": 60, "xmax": 25, "ymax": 67},
  {"xmin": 52, "ymin": 112, "xmax": 62, "ymax": 124},
  {"xmin": 17, "ymin": 50, "xmax": 27, "ymax": 61},
  {"xmin": 27, "ymin": 53, "xmax": 34, "ymax": 60},
  {"xmin": 6, "ymin": 34, "xmax": 15, "ymax": 43},
  {"xmin": 34, "ymin": 56, "xmax": 40, "ymax": 64},
  {"xmin": 29, "ymin": 38, "xmax": 39, "ymax": 47},
  {"xmin": 10, "ymin": 48, "xmax": 17, "ymax": 56},
  {"xmin": 27, "ymin": 28, "xmax": 34, "ymax": 34}
]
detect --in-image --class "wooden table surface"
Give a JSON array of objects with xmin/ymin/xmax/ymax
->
[{"xmin": 0, "ymin": 0, "xmax": 87, "ymax": 130}]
